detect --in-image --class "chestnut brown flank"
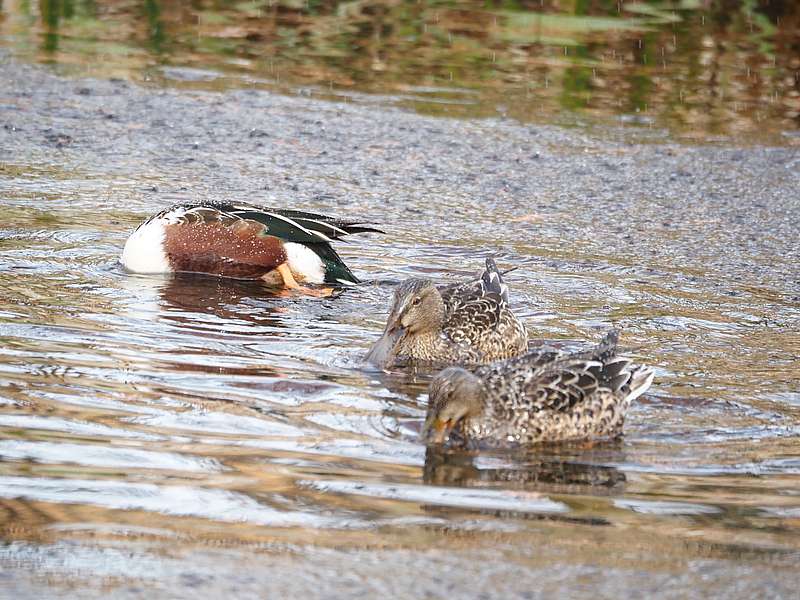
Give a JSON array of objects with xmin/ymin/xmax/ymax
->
[{"xmin": 164, "ymin": 219, "xmax": 287, "ymax": 279}]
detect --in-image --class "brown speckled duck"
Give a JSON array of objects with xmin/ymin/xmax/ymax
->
[
  {"xmin": 365, "ymin": 258, "xmax": 528, "ymax": 368},
  {"xmin": 423, "ymin": 330, "xmax": 654, "ymax": 448},
  {"xmin": 121, "ymin": 201, "xmax": 382, "ymax": 292}
]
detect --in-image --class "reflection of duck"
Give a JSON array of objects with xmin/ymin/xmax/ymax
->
[
  {"xmin": 121, "ymin": 202, "xmax": 382, "ymax": 292},
  {"xmin": 424, "ymin": 330, "xmax": 655, "ymax": 447},
  {"xmin": 129, "ymin": 274, "xmax": 291, "ymax": 378},
  {"xmin": 157, "ymin": 273, "xmax": 290, "ymax": 328},
  {"xmin": 423, "ymin": 446, "xmax": 626, "ymax": 495},
  {"xmin": 365, "ymin": 258, "xmax": 528, "ymax": 368}
]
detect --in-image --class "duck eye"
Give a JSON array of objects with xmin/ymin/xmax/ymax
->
[{"xmin": 412, "ymin": 297, "xmax": 422, "ymax": 306}]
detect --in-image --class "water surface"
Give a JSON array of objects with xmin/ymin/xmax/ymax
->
[{"xmin": 1, "ymin": 19, "xmax": 800, "ymax": 599}]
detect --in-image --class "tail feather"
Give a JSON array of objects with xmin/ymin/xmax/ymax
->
[
  {"xmin": 600, "ymin": 357, "xmax": 632, "ymax": 392},
  {"xmin": 593, "ymin": 329, "xmax": 619, "ymax": 363},
  {"xmin": 336, "ymin": 222, "xmax": 385, "ymax": 236},
  {"xmin": 577, "ymin": 330, "xmax": 652, "ymax": 402},
  {"xmin": 624, "ymin": 365, "xmax": 655, "ymax": 403},
  {"xmin": 481, "ymin": 257, "xmax": 509, "ymax": 305},
  {"xmin": 570, "ymin": 329, "xmax": 619, "ymax": 364},
  {"xmin": 271, "ymin": 208, "xmax": 384, "ymax": 240}
]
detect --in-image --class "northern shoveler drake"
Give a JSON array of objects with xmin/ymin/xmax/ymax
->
[
  {"xmin": 423, "ymin": 330, "xmax": 655, "ymax": 448},
  {"xmin": 365, "ymin": 258, "xmax": 529, "ymax": 368},
  {"xmin": 120, "ymin": 201, "xmax": 382, "ymax": 291}
]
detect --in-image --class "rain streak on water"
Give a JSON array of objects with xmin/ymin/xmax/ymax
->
[{"xmin": 1, "ymin": 1, "xmax": 800, "ymax": 598}]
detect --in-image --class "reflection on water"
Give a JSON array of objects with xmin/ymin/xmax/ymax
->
[
  {"xmin": 158, "ymin": 273, "xmax": 293, "ymax": 328},
  {"xmin": 423, "ymin": 446, "xmax": 627, "ymax": 493},
  {"xmin": 1, "ymin": 0, "xmax": 799, "ymax": 141}
]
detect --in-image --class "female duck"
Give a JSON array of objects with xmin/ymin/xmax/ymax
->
[
  {"xmin": 424, "ymin": 330, "xmax": 654, "ymax": 447},
  {"xmin": 365, "ymin": 258, "xmax": 529, "ymax": 368},
  {"xmin": 121, "ymin": 201, "xmax": 381, "ymax": 290}
]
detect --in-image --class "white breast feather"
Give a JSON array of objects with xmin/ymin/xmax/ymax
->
[
  {"xmin": 284, "ymin": 242, "xmax": 325, "ymax": 284},
  {"xmin": 120, "ymin": 219, "xmax": 171, "ymax": 273}
]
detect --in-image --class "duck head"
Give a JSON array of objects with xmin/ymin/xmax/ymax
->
[
  {"xmin": 365, "ymin": 278, "xmax": 445, "ymax": 366},
  {"xmin": 423, "ymin": 367, "xmax": 486, "ymax": 445}
]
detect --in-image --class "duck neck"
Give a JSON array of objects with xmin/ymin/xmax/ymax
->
[{"xmin": 397, "ymin": 330, "xmax": 449, "ymax": 361}]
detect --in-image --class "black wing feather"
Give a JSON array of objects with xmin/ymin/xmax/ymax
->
[{"xmin": 172, "ymin": 201, "xmax": 383, "ymax": 244}]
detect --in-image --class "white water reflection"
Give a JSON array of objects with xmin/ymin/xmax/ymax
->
[
  {"xmin": 0, "ymin": 441, "xmax": 219, "ymax": 473},
  {"xmin": 0, "ymin": 476, "xmax": 343, "ymax": 528},
  {"xmin": 0, "ymin": 414, "xmax": 163, "ymax": 440},
  {"xmin": 303, "ymin": 480, "xmax": 569, "ymax": 514}
]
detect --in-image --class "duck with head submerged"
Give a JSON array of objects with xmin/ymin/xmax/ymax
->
[
  {"xmin": 365, "ymin": 258, "xmax": 529, "ymax": 368},
  {"xmin": 121, "ymin": 201, "xmax": 382, "ymax": 294},
  {"xmin": 423, "ymin": 329, "xmax": 655, "ymax": 448}
]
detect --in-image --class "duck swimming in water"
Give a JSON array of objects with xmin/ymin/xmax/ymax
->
[
  {"xmin": 121, "ymin": 201, "xmax": 382, "ymax": 291},
  {"xmin": 365, "ymin": 258, "xmax": 528, "ymax": 368},
  {"xmin": 424, "ymin": 330, "xmax": 654, "ymax": 448}
]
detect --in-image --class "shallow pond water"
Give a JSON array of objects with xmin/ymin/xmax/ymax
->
[{"xmin": 1, "ymin": 9, "xmax": 800, "ymax": 599}]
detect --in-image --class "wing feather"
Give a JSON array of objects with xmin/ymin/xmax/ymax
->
[
  {"xmin": 158, "ymin": 201, "xmax": 382, "ymax": 245},
  {"xmin": 440, "ymin": 258, "xmax": 509, "ymax": 345}
]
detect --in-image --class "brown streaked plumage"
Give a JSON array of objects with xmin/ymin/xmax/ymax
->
[
  {"xmin": 365, "ymin": 258, "xmax": 528, "ymax": 368},
  {"xmin": 423, "ymin": 330, "xmax": 655, "ymax": 448}
]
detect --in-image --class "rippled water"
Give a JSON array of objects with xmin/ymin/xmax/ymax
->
[{"xmin": 2, "ymin": 21, "xmax": 800, "ymax": 600}]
